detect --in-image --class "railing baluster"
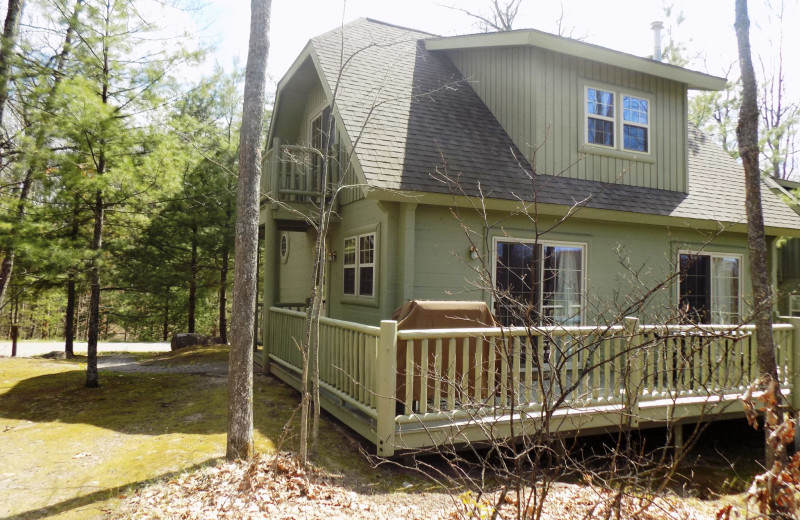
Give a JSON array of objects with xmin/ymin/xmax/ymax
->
[
  {"xmin": 448, "ymin": 338, "xmax": 456, "ymax": 411},
  {"xmin": 461, "ymin": 337, "xmax": 469, "ymax": 406},
  {"xmin": 525, "ymin": 335, "xmax": 533, "ymax": 405},
  {"xmin": 474, "ymin": 336, "xmax": 483, "ymax": 403},
  {"xmin": 405, "ymin": 339, "xmax": 414, "ymax": 415},
  {"xmin": 434, "ymin": 339, "xmax": 442, "ymax": 412},
  {"xmin": 420, "ymin": 339, "xmax": 429, "ymax": 414},
  {"xmin": 500, "ymin": 337, "xmax": 509, "ymax": 408},
  {"xmin": 512, "ymin": 336, "xmax": 521, "ymax": 405}
]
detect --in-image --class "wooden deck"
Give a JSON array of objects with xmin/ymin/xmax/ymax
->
[{"xmin": 262, "ymin": 307, "xmax": 800, "ymax": 457}]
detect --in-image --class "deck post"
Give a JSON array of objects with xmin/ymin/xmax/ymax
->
[
  {"xmin": 376, "ymin": 320, "xmax": 398, "ymax": 457},
  {"xmin": 623, "ymin": 317, "xmax": 642, "ymax": 428},
  {"xmin": 260, "ymin": 137, "xmax": 282, "ymax": 373},
  {"xmin": 787, "ymin": 318, "xmax": 800, "ymax": 411}
]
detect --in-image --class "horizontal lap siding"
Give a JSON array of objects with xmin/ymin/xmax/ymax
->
[{"xmin": 448, "ymin": 48, "xmax": 687, "ymax": 193}]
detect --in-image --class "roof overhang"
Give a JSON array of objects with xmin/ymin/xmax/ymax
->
[
  {"xmin": 365, "ymin": 188, "xmax": 800, "ymax": 238},
  {"xmin": 424, "ymin": 30, "xmax": 727, "ymax": 91}
]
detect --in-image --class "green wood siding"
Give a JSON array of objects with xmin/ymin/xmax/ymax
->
[
  {"xmin": 278, "ymin": 231, "xmax": 315, "ymax": 304},
  {"xmin": 448, "ymin": 47, "xmax": 688, "ymax": 193},
  {"xmin": 295, "ymin": 81, "xmax": 327, "ymax": 145},
  {"xmin": 409, "ymin": 205, "xmax": 752, "ymax": 324}
]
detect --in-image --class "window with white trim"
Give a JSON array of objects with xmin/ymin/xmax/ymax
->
[
  {"xmin": 585, "ymin": 86, "xmax": 650, "ymax": 153},
  {"xmin": 343, "ymin": 233, "xmax": 375, "ymax": 298},
  {"xmin": 493, "ymin": 239, "xmax": 585, "ymax": 327},
  {"xmin": 678, "ymin": 252, "xmax": 741, "ymax": 324},
  {"xmin": 790, "ymin": 295, "xmax": 800, "ymax": 317}
]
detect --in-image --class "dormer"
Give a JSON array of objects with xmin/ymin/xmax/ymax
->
[{"xmin": 425, "ymin": 30, "xmax": 726, "ymax": 193}]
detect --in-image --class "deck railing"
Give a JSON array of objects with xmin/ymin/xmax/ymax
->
[
  {"xmin": 261, "ymin": 138, "xmax": 345, "ymax": 204},
  {"xmin": 264, "ymin": 308, "xmax": 800, "ymax": 456}
]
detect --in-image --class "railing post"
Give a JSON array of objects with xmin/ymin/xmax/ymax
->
[
  {"xmin": 623, "ymin": 317, "xmax": 642, "ymax": 428},
  {"xmin": 376, "ymin": 320, "xmax": 398, "ymax": 457},
  {"xmin": 787, "ymin": 317, "xmax": 800, "ymax": 411}
]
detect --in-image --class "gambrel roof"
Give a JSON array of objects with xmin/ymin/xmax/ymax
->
[{"xmin": 283, "ymin": 18, "xmax": 800, "ymax": 234}]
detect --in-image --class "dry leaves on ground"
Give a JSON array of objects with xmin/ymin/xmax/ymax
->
[
  {"xmin": 110, "ymin": 452, "xmax": 726, "ymax": 520},
  {"xmin": 109, "ymin": 452, "xmax": 450, "ymax": 520}
]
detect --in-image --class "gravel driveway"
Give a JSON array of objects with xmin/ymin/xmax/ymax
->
[{"xmin": 0, "ymin": 340, "xmax": 170, "ymax": 358}]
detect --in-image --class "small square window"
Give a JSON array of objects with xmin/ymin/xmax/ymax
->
[{"xmin": 585, "ymin": 87, "xmax": 651, "ymax": 154}]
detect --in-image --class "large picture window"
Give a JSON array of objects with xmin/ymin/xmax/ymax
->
[
  {"xmin": 343, "ymin": 233, "xmax": 375, "ymax": 298},
  {"xmin": 678, "ymin": 252, "xmax": 741, "ymax": 324},
  {"xmin": 585, "ymin": 86, "xmax": 650, "ymax": 154},
  {"xmin": 493, "ymin": 239, "xmax": 585, "ymax": 327}
]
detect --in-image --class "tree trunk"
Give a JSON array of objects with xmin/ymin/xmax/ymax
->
[
  {"xmin": 219, "ymin": 244, "xmax": 229, "ymax": 344},
  {"xmin": 85, "ymin": 188, "xmax": 103, "ymax": 388},
  {"xmin": 0, "ymin": 0, "xmax": 24, "ymax": 126},
  {"xmin": 734, "ymin": 0, "xmax": 782, "ymax": 468},
  {"xmin": 64, "ymin": 195, "xmax": 80, "ymax": 358},
  {"xmin": 65, "ymin": 276, "xmax": 76, "ymax": 358},
  {"xmin": 188, "ymin": 223, "xmax": 197, "ymax": 333},
  {"xmin": 162, "ymin": 290, "xmax": 169, "ymax": 341},
  {"xmin": 0, "ymin": 166, "xmax": 32, "ymax": 311},
  {"xmin": 227, "ymin": 0, "xmax": 271, "ymax": 461}
]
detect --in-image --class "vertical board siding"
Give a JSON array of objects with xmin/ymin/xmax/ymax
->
[{"xmin": 448, "ymin": 48, "xmax": 688, "ymax": 193}]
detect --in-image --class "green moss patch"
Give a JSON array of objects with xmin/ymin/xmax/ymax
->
[{"xmin": 0, "ymin": 354, "xmax": 422, "ymax": 520}]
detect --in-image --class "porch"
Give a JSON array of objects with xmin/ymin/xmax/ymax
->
[{"xmin": 260, "ymin": 307, "xmax": 800, "ymax": 457}]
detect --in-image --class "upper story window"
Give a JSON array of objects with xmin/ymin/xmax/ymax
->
[
  {"xmin": 678, "ymin": 252, "xmax": 741, "ymax": 324},
  {"xmin": 310, "ymin": 106, "xmax": 335, "ymax": 152},
  {"xmin": 585, "ymin": 86, "xmax": 650, "ymax": 154}
]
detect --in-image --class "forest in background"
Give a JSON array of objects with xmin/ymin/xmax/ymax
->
[{"xmin": 0, "ymin": 0, "xmax": 250, "ymax": 343}]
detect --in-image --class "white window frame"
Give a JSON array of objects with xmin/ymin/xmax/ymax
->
[
  {"xmin": 790, "ymin": 295, "xmax": 800, "ymax": 317},
  {"xmin": 491, "ymin": 237, "xmax": 587, "ymax": 326},
  {"xmin": 677, "ymin": 250, "xmax": 743, "ymax": 324},
  {"xmin": 343, "ymin": 232, "xmax": 376, "ymax": 299},
  {"xmin": 584, "ymin": 85, "xmax": 652, "ymax": 155}
]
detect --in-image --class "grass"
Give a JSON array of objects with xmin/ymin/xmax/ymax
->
[{"xmin": 0, "ymin": 348, "xmax": 420, "ymax": 520}]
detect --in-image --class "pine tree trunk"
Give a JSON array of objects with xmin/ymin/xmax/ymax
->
[
  {"xmin": 0, "ymin": 0, "xmax": 24, "ymax": 126},
  {"xmin": 65, "ymin": 276, "xmax": 76, "ymax": 358},
  {"xmin": 734, "ymin": 0, "xmax": 782, "ymax": 468},
  {"xmin": 219, "ymin": 244, "xmax": 229, "ymax": 344},
  {"xmin": 0, "ymin": 167, "xmax": 32, "ymax": 311},
  {"xmin": 188, "ymin": 223, "xmax": 197, "ymax": 333},
  {"xmin": 85, "ymin": 188, "xmax": 103, "ymax": 388},
  {"xmin": 162, "ymin": 291, "xmax": 169, "ymax": 341},
  {"xmin": 227, "ymin": 0, "xmax": 271, "ymax": 461}
]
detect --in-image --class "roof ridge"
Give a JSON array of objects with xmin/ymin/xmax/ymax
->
[{"xmin": 363, "ymin": 17, "xmax": 437, "ymax": 37}]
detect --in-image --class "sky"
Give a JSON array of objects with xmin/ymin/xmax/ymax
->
[{"xmin": 192, "ymin": 0, "xmax": 800, "ymax": 94}]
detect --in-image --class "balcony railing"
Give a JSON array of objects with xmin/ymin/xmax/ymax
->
[{"xmin": 262, "ymin": 137, "xmax": 346, "ymax": 204}]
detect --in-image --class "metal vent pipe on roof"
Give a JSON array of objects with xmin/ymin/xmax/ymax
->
[{"xmin": 651, "ymin": 21, "xmax": 664, "ymax": 62}]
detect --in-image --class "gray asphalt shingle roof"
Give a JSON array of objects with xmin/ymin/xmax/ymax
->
[{"xmin": 309, "ymin": 18, "xmax": 800, "ymax": 232}]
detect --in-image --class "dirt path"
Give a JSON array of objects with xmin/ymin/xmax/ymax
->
[{"xmin": 98, "ymin": 354, "xmax": 228, "ymax": 375}]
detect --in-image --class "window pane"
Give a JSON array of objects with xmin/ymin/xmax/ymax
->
[
  {"xmin": 588, "ymin": 118, "xmax": 614, "ymax": 146},
  {"xmin": 343, "ymin": 237, "xmax": 356, "ymax": 265},
  {"xmin": 623, "ymin": 96, "xmax": 648, "ymax": 124},
  {"xmin": 711, "ymin": 256, "xmax": 739, "ymax": 324},
  {"xmin": 343, "ymin": 267, "xmax": 356, "ymax": 295},
  {"xmin": 542, "ymin": 245, "xmax": 582, "ymax": 325},
  {"xmin": 623, "ymin": 124, "xmax": 648, "ymax": 152},
  {"xmin": 360, "ymin": 234, "xmax": 374, "ymax": 264},
  {"xmin": 359, "ymin": 266, "xmax": 374, "ymax": 296},
  {"xmin": 587, "ymin": 88, "xmax": 614, "ymax": 117},
  {"xmin": 495, "ymin": 241, "xmax": 537, "ymax": 326},
  {"xmin": 679, "ymin": 254, "xmax": 711, "ymax": 324}
]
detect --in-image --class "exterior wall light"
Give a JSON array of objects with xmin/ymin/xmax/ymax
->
[
  {"xmin": 327, "ymin": 250, "xmax": 337, "ymax": 262},
  {"xmin": 468, "ymin": 245, "xmax": 479, "ymax": 260}
]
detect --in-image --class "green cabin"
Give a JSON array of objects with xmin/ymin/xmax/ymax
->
[
  {"xmin": 261, "ymin": 18, "xmax": 800, "ymax": 330},
  {"xmin": 257, "ymin": 19, "xmax": 800, "ymax": 455}
]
